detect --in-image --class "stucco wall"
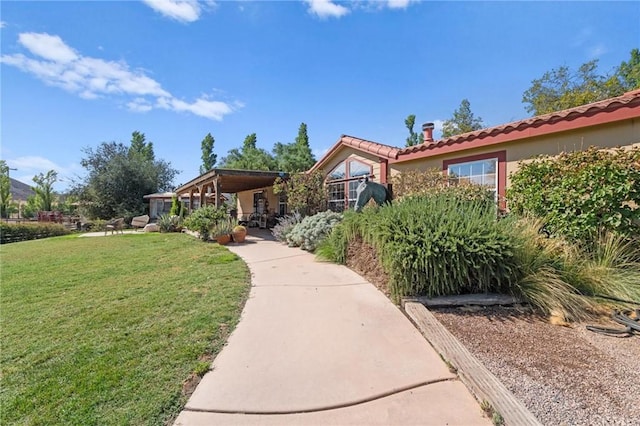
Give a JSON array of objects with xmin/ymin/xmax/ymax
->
[
  {"xmin": 391, "ymin": 118, "xmax": 640, "ymax": 188},
  {"xmin": 319, "ymin": 148, "xmax": 383, "ymax": 183},
  {"xmin": 236, "ymin": 186, "xmax": 281, "ymax": 220}
]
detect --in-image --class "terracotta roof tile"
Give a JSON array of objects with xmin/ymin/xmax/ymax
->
[
  {"xmin": 398, "ymin": 89, "xmax": 640, "ymax": 156},
  {"xmin": 309, "ymin": 135, "xmax": 399, "ymax": 172}
]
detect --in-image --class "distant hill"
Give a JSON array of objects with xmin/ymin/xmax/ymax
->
[{"xmin": 10, "ymin": 178, "xmax": 35, "ymax": 201}]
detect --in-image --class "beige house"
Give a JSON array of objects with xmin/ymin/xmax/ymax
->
[
  {"xmin": 309, "ymin": 89, "xmax": 640, "ymax": 211},
  {"xmin": 175, "ymin": 89, "xmax": 639, "ymax": 222}
]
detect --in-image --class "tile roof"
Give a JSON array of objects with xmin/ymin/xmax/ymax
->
[
  {"xmin": 309, "ymin": 135, "xmax": 400, "ymax": 172},
  {"xmin": 398, "ymin": 89, "xmax": 640, "ymax": 157}
]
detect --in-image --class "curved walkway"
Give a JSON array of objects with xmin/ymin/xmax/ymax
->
[{"xmin": 174, "ymin": 231, "xmax": 490, "ymax": 425}]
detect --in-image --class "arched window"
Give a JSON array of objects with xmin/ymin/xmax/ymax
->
[{"xmin": 326, "ymin": 159, "xmax": 372, "ymax": 212}]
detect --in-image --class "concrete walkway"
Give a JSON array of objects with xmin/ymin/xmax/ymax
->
[{"xmin": 174, "ymin": 231, "xmax": 490, "ymax": 425}]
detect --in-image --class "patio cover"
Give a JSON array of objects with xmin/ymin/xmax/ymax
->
[{"xmin": 174, "ymin": 168, "xmax": 288, "ymax": 209}]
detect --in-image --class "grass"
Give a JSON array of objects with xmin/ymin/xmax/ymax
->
[
  {"xmin": 506, "ymin": 217, "xmax": 640, "ymax": 321},
  {"xmin": 0, "ymin": 233, "xmax": 250, "ymax": 425}
]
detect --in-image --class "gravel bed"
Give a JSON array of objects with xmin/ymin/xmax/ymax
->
[{"xmin": 432, "ymin": 306, "xmax": 640, "ymax": 426}]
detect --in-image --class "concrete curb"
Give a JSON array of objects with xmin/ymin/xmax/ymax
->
[{"xmin": 403, "ymin": 301, "xmax": 542, "ymax": 426}]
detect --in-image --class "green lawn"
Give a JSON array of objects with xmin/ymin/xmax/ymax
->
[{"xmin": 0, "ymin": 233, "xmax": 250, "ymax": 425}]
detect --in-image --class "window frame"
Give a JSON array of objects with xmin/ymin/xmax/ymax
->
[
  {"xmin": 326, "ymin": 159, "xmax": 373, "ymax": 212},
  {"xmin": 442, "ymin": 150, "xmax": 506, "ymax": 209}
]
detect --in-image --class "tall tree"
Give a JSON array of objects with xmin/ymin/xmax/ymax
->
[
  {"xmin": 32, "ymin": 170, "xmax": 58, "ymax": 211},
  {"xmin": 441, "ymin": 99, "xmax": 484, "ymax": 138},
  {"xmin": 404, "ymin": 114, "xmax": 424, "ymax": 147},
  {"xmin": 0, "ymin": 160, "xmax": 14, "ymax": 218},
  {"xmin": 200, "ymin": 133, "xmax": 217, "ymax": 174},
  {"xmin": 273, "ymin": 122, "xmax": 316, "ymax": 172},
  {"xmin": 74, "ymin": 138, "xmax": 177, "ymax": 219},
  {"xmin": 128, "ymin": 131, "xmax": 154, "ymax": 162},
  {"xmin": 617, "ymin": 48, "xmax": 640, "ymax": 91},
  {"xmin": 220, "ymin": 133, "xmax": 277, "ymax": 171},
  {"xmin": 522, "ymin": 50, "xmax": 640, "ymax": 116}
]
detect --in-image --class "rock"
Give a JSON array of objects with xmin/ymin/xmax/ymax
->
[{"xmin": 144, "ymin": 223, "xmax": 159, "ymax": 232}]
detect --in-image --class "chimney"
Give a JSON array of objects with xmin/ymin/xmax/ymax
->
[{"xmin": 422, "ymin": 122, "xmax": 435, "ymax": 142}]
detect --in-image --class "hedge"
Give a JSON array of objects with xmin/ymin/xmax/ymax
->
[{"xmin": 0, "ymin": 222, "xmax": 70, "ymax": 244}]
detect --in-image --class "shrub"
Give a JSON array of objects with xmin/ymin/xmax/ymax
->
[
  {"xmin": 271, "ymin": 213, "xmax": 302, "ymax": 243},
  {"xmin": 157, "ymin": 214, "xmax": 182, "ymax": 233},
  {"xmin": 273, "ymin": 170, "xmax": 328, "ymax": 216},
  {"xmin": 286, "ymin": 210, "xmax": 342, "ymax": 251},
  {"xmin": 390, "ymin": 168, "xmax": 494, "ymax": 203},
  {"xmin": 507, "ymin": 146, "xmax": 640, "ymax": 244},
  {"xmin": 319, "ymin": 192, "xmax": 516, "ymax": 301},
  {"xmin": 505, "ymin": 217, "xmax": 640, "ymax": 321},
  {"xmin": 169, "ymin": 195, "xmax": 183, "ymax": 217},
  {"xmin": 0, "ymin": 222, "xmax": 70, "ymax": 244},
  {"xmin": 183, "ymin": 205, "xmax": 228, "ymax": 241}
]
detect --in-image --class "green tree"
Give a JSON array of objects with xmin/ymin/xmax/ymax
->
[
  {"xmin": 0, "ymin": 161, "xmax": 14, "ymax": 218},
  {"xmin": 128, "ymin": 131, "xmax": 154, "ymax": 162},
  {"xmin": 404, "ymin": 115, "xmax": 424, "ymax": 147},
  {"xmin": 220, "ymin": 133, "xmax": 277, "ymax": 171},
  {"xmin": 617, "ymin": 48, "xmax": 640, "ymax": 91},
  {"xmin": 522, "ymin": 50, "xmax": 640, "ymax": 116},
  {"xmin": 273, "ymin": 170, "xmax": 327, "ymax": 216},
  {"xmin": 74, "ymin": 139, "xmax": 178, "ymax": 220},
  {"xmin": 32, "ymin": 170, "xmax": 58, "ymax": 211},
  {"xmin": 441, "ymin": 99, "xmax": 484, "ymax": 138},
  {"xmin": 199, "ymin": 133, "xmax": 217, "ymax": 174},
  {"xmin": 273, "ymin": 123, "xmax": 316, "ymax": 172}
]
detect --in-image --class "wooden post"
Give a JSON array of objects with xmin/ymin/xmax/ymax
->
[{"xmin": 214, "ymin": 178, "xmax": 221, "ymax": 208}]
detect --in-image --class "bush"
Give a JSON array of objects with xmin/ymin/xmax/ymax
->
[
  {"xmin": 0, "ymin": 222, "xmax": 70, "ymax": 244},
  {"xmin": 390, "ymin": 168, "xmax": 494, "ymax": 203},
  {"xmin": 318, "ymin": 192, "xmax": 516, "ymax": 301},
  {"xmin": 505, "ymin": 217, "xmax": 640, "ymax": 321},
  {"xmin": 286, "ymin": 211, "xmax": 343, "ymax": 251},
  {"xmin": 273, "ymin": 171, "xmax": 328, "ymax": 216},
  {"xmin": 271, "ymin": 213, "xmax": 302, "ymax": 243},
  {"xmin": 157, "ymin": 214, "xmax": 182, "ymax": 233},
  {"xmin": 507, "ymin": 146, "xmax": 640, "ymax": 244},
  {"xmin": 183, "ymin": 206, "xmax": 228, "ymax": 241}
]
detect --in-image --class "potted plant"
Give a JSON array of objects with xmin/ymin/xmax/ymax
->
[
  {"xmin": 231, "ymin": 225, "xmax": 247, "ymax": 243},
  {"xmin": 210, "ymin": 219, "xmax": 234, "ymax": 245}
]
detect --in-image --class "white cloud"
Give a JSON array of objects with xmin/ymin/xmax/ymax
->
[
  {"xmin": 0, "ymin": 21, "xmax": 6, "ymax": 29},
  {"xmin": 10, "ymin": 156, "xmax": 62, "ymax": 172},
  {"xmin": 386, "ymin": 0, "xmax": 414, "ymax": 9},
  {"xmin": 588, "ymin": 43, "xmax": 607, "ymax": 59},
  {"xmin": 1, "ymin": 32, "xmax": 238, "ymax": 121},
  {"xmin": 7, "ymin": 156, "xmax": 83, "ymax": 191},
  {"xmin": 159, "ymin": 96, "xmax": 233, "ymax": 120},
  {"xmin": 305, "ymin": 0, "xmax": 350, "ymax": 19},
  {"xmin": 19, "ymin": 33, "xmax": 79, "ymax": 63},
  {"xmin": 142, "ymin": 0, "xmax": 202, "ymax": 23}
]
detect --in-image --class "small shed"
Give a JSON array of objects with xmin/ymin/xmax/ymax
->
[{"xmin": 143, "ymin": 192, "xmax": 188, "ymax": 219}]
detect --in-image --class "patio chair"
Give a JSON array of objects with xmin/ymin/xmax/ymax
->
[{"xmin": 105, "ymin": 218, "xmax": 125, "ymax": 235}]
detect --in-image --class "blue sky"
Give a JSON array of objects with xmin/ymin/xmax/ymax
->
[{"xmin": 1, "ymin": 1, "xmax": 638, "ymax": 191}]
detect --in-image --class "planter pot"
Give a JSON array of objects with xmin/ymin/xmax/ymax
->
[
  {"xmin": 215, "ymin": 234, "xmax": 232, "ymax": 245},
  {"xmin": 232, "ymin": 229, "xmax": 247, "ymax": 243}
]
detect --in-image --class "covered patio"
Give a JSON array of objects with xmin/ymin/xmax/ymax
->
[{"xmin": 174, "ymin": 169, "xmax": 288, "ymax": 225}]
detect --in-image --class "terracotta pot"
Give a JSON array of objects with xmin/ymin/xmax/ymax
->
[
  {"xmin": 215, "ymin": 234, "xmax": 232, "ymax": 245},
  {"xmin": 232, "ymin": 229, "xmax": 247, "ymax": 243}
]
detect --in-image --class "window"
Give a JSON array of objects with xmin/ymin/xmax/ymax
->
[
  {"xmin": 443, "ymin": 151, "xmax": 506, "ymax": 206},
  {"xmin": 327, "ymin": 182, "xmax": 346, "ymax": 212},
  {"xmin": 278, "ymin": 194, "xmax": 287, "ymax": 216},
  {"xmin": 326, "ymin": 159, "xmax": 372, "ymax": 212}
]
